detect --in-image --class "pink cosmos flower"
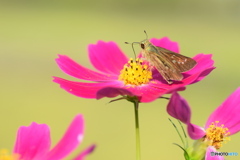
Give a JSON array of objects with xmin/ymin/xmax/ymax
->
[
  {"xmin": 53, "ymin": 37, "xmax": 215, "ymax": 102},
  {"xmin": 167, "ymin": 88, "xmax": 240, "ymax": 160},
  {"xmin": 11, "ymin": 114, "xmax": 95, "ymax": 160}
]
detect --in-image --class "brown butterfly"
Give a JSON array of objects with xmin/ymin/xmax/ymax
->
[
  {"xmin": 126, "ymin": 31, "xmax": 197, "ymax": 84},
  {"xmin": 140, "ymin": 38, "xmax": 197, "ymax": 84}
]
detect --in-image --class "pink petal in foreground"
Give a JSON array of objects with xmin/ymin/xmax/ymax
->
[
  {"xmin": 190, "ymin": 67, "xmax": 215, "ymax": 84},
  {"xmin": 185, "ymin": 54, "xmax": 215, "ymax": 84},
  {"xmin": 167, "ymin": 92, "xmax": 191, "ymax": 124},
  {"xmin": 187, "ymin": 123, "xmax": 206, "ymax": 140},
  {"xmin": 167, "ymin": 92, "xmax": 205, "ymax": 139},
  {"xmin": 96, "ymin": 84, "xmax": 170, "ymax": 103},
  {"xmin": 133, "ymin": 84, "xmax": 169, "ymax": 102},
  {"xmin": 189, "ymin": 54, "xmax": 215, "ymax": 75},
  {"xmin": 44, "ymin": 115, "xmax": 84, "ymax": 160},
  {"xmin": 96, "ymin": 87, "xmax": 135, "ymax": 100},
  {"xmin": 205, "ymin": 87, "xmax": 240, "ymax": 135},
  {"xmin": 88, "ymin": 41, "xmax": 128, "ymax": 75},
  {"xmin": 53, "ymin": 77, "xmax": 121, "ymax": 99},
  {"xmin": 73, "ymin": 145, "xmax": 96, "ymax": 160},
  {"xmin": 56, "ymin": 55, "xmax": 117, "ymax": 81},
  {"xmin": 181, "ymin": 67, "xmax": 211, "ymax": 85},
  {"xmin": 122, "ymin": 83, "xmax": 168, "ymax": 102},
  {"xmin": 14, "ymin": 123, "xmax": 51, "ymax": 160}
]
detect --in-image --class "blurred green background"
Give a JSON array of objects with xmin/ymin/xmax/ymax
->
[{"xmin": 1, "ymin": 0, "xmax": 240, "ymax": 159}]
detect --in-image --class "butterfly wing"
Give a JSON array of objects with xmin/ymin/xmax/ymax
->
[
  {"xmin": 157, "ymin": 47, "xmax": 197, "ymax": 72},
  {"xmin": 144, "ymin": 46, "xmax": 196, "ymax": 83},
  {"xmin": 152, "ymin": 53, "xmax": 183, "ymax": 83}
]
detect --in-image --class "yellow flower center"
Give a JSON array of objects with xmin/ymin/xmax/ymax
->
[
  {"xmin": 0, "ymin": 149, "xmax": 19, "ymax": 160},
  {"xmin": 118, "ymin": 58, "xmax": 152, "ymax": 86},
  {"xmin": 205, "ymin": 121, "xmax": 230, "ymax": 149}
]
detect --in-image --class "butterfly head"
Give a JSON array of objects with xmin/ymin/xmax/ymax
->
[
  {"xmin": 124, "ymin": 31, "xmax": 153, "ymax": 58},
  {"xmin": 140, "ymin": 39, "xmax": 152, "ymax": 50}
]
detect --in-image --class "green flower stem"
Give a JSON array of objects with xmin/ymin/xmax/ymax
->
[
  {"xmin": 134, "ymin": 100, "xmax": 141, "ymax": 160},
  {"xmin": 168, "ymin": 118, "xmax": 185, "ymax": 148}
]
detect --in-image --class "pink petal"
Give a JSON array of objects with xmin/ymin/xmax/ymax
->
[
  {"xmin": 167, "ymin": 92, "xmax": 191, "ymax": 124},
  {"xmin": 13, "ymin": 122, "xmax": 51, "ymax": 160},
  {"xmin": 156, "ymin": 69, "xmax": 203, "ymax": 88},
  {"xmin": 150, "ymin": 37, "xmax": 179, "ymax": 53},
  {"xmin": 53, "ymin": 77, "xmax": 121, "ymax": 99},
  {"xmin": 96, "ymin": 74, "xmax": 200, "ymax": 103},
  {"xmin": 149, "ymin": 76, "xmax": 188, "ymax": 93},
  {"xmin": 205, "ymin": 146, "xmax": 224, "ymax": 160},
  {"xmin": 181, "ymin": 68, "xmax": 208, "ymax": 85},
  {"xmin": 55, "ymin": 55, "xmax": 117, "ymax": 81},
  {"xmin": 166, "ymin": 92, "xmax": 206, "ymax": 139},
  {"xmin": 184, "ymin": 54, "xmax": 215, "ymax": 83},
  {"xmin": 88, "ymin": 41, "xmax": 128, "ymax": 75},
  {"xmin": 55, "ymin": 76, "xmax": 169, "ymax": 102},
  {"xmin": 73, "ymin": 145, "xmax": 96, "ymax": 160},
  {"xmin": 96, "ymin": 87, "xmax": 135, "ymax": 100},
  {"xmin": 122, "ymin": 83, "xmax": 167, "ymax": 102},
  {"xmin": 187, "ymin": 123, "xmax": 206, "ymax": 140},
  {"xmin": 96, "ymin": 82, "xmax": 176, "ymax": 103},
  {"xmin": 190, "ymin": 67, "xmax": 215, "ymax": 84},
  {"xmin": 190, "ymin": 54, "xmax": 214, "ymax": 73},
  {"xmin": 44, "ymin": 114, "xmax": 85, "ymax": 160},
  {"xmin": 135, "ymin": 84, "xmax": 169, "ymax": 102},
  {"xmin": 205, "ymin": 87, "xmax": 240, "ymax": 135},
  {"xmin": 96, "ymin": 83, "xmax": 170, "ymax": 103}
]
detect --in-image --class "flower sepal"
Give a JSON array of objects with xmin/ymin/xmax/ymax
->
[
  {"xmin": 107, "ymin": 95, "xmax": 140, "ymax": 105},
  {"xmin": 185, "ymin": 138, "xmax": 209, "ymax": 160}
]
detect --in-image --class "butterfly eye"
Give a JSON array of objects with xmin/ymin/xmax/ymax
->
[{"xmin": 140, "ymin": 43, "xmax": 145, "ymax": 49}]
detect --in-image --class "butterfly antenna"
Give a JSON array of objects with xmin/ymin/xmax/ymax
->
[
  {"xmin": 144, "ymin": 30, "xmax": 148, "ymax": 39},
  {"xmin": 125, "ymin": 42, "xmax": 137, "ymax": 59}
]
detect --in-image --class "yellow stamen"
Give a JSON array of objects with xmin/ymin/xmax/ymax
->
[
  {"xmin": 0, "ymin": 149, "xmax": 19, "ymax": 160},
  {"xmin": 205, "ymin": 121, "xmax": 230, "ymax": 149},
  {"xmin": 118, "ymin": 58, "xmax": 152, "ymax": 86}
]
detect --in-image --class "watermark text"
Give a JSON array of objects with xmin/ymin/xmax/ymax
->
[{"xmin": 210, "ymin": 152, "xmax": 238, "ymax": 156}]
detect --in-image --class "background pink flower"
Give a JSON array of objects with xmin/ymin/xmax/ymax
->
[
  {"xmin": 53, "ymin": 37, "xmax": 215, "ymax": 102},
  {"xmin": 167, "ymin": 88, "xmax": 240, "ymax": 159},
  {"xmin": 205, "ymin": 146, "xmax": 224, "ymax": 160},
  {"xmin": 13, "ymin": 114, "xmax": 95, "ymax": 160},
  {"xmin": 167, "ymin": 88, "xmax": 240, "ymax": 139}
]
